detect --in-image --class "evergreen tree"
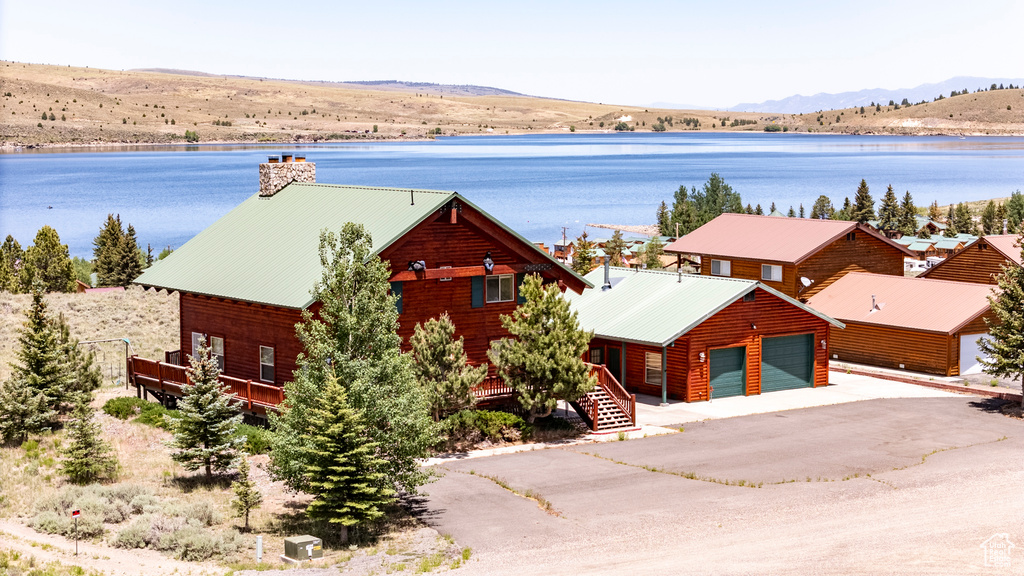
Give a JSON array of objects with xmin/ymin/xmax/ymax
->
[
  {"xmin": 799, "ymin": 204, "xmax": 805, "ymax": 218},
  {"xmin": 1006, "ymin": 190, "xmax": 1024, "ymax": 233},
  {"xmin": 655, "ymin": 201, "xmax": 670, "ymax": 235},
  {"xmin": 0, "ymin": 235, "xmax": 23, "ymax": 293},
  {"xmin": 979, "ymin": 236, "xmax": 1024, "ymax": 408},
  {"xmin": 810, "ymin": 195, "xmax": 835, "ymax": 220},
  {"xmin": 604, "ymin": 230, "xmax": 628, "ymax": 267},
  {"xmin": 787, "ymin": 206, "xmax": 796, "ymax": 218},
  {"xmin": 754, "ymin": 204, "xmax": 764, "ymax": 215},
  {"xmin": 301, "ymin": 376, "xmax": 393, "ymax": 537},
  {"xmin": 54, "ymin": 313, "xmax": 103, "ymax": 397},
  {"xmin": 916, "ymin": 226, "xmax": 932, "ymax": 239},
  {"xmin": 943, "ymin": 205, "xmax": 959, "ymax": 237},
  {"xmin": 850, "ymin": 179, "xmax": 875, "ymax": 223},
  {"xmin": 22, "ymin": 226, "xmax": 75, "ymax": 293},
  {"xmin": 268, "ymin": 224, "xmax": 434, "ymax": 495},
  {"xmin": 94, "ymin": 216, "xmax": 143, "ymax": 287},
  {"xmin": 928, "ymin": 200, "xmax": 943, "ymax": 221},
  {"xmin": 770, "ymin": 201, "xmax": 777, "ymax": 213},
  {"xmin": 166, "ymin": 338, "xmax": 244, "ymax": 478},
  {"xmin": 488, "ymin": 274, "xmax": 596, "ymax": 423},
  {"xmin": 230, "ymin": 457, "xmax": 263, "ymax": 532},
  {"xmin": 643, "ymin": 236, "xmax": 665, "ymax": 269},
  {"xmin": 897, "ymin": 190, "xmax": 918, "ymax": 237},
  {"xmin": 877, "ymin": 185, "xmax": 900, "ymax": 233},
  {"xmin": 61, "ymin": 400, "xmax": 118, "ymax": 484},
  {"xmin": 663, "ymin": 174, "xmax": 743, "ymax": 237},
  {"xmin": 92, "ymin": 214, "xmax": 123, "ymax": 266},
  {"xmin": 409, "ymin": 314, "xmax": 486, "ymax": 421},
  {"xmin": 744, "ymin": 204, "xmax": 754, "ymax": 214},
  {"xmin": 955, "ymin": 202, "xmax": 978, "ymax": 235},
  {"xmin": 0, "ymin": 376, "xmax": 54, "ymax": 444},
  {"xmin": 571, "ymin": 232, "xmax": 595, "ymax": 275},
  {"xmin": 981, "ymin": 201, "xmax": 1000, "ymax": 235},
  {"xmin": 10, "ymin": 281, "xmax": 77, "ymax": 417},
  {"xmin": 110, "ymin": 224, "xmax": 143, "ymax": 287},
  {"xmin": 835, "ymin": 197, "xmax": 853, "ymax": 221}
]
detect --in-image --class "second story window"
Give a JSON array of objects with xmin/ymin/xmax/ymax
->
[
  {"xmin": 761, "ymin": 264, "xmax": 782, "ymax": 282},
  {"xmin": 486, "ymin": 274, "xmax": 514, "ymax": 303},
  {"xmin": 711, "ymin": 259, "xmax": 731, "ymax": 277}
]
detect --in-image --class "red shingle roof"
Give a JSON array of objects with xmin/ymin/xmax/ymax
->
[
  {"xmin": 805, "ymin": 272, "xmax": 993, "ymax": 334},
  {"xmin": 664, "ymin": 214, "xmax": 912, "ymax": 264}
]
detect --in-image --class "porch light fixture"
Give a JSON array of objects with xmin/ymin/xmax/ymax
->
[
  {"xmin": 699, "ymin": 352, "xmax": 706, "ymax": 363},
  {"xmin": 408, "ymin": 260, "xmax": 426, "ymax": 272},
  {"xmin": 751, "ymin": 323, "xmax": 756, "ymax": 330},
  {"xmin": 821, "ymin": 339, "xmax": 827, "ymax": 350},
  {"xmin": 483, "ymin": 251, "xmax": 494, "ymax": 273}
]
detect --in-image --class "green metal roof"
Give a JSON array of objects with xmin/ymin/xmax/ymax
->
[
  {"xmin": 564, "ymin": 267, "xmax": 843, "ymax": 347},
  {"xmin": 136, "ymin": 183, "xmax": 589, "ymax": 309}
]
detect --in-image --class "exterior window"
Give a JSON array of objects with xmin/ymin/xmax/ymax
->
[
  {"xmin": 761, "ymin": 264, "xmax": 782, "ymax": 282},
  {"xmin": 210, "ymin": 336, "xmax": 225, "ymax": 371},
  {"xmin": 486, "ymin": 274, "xmax": 514, "ymax": 303},
  {"xmin": 979, "ymin": 243, "xmax": 988, "ymax": 250},
  {"xmin": 589, "ymin": 348, "xmax": 604, "ymax": 365},
  {"xmin": 743, "ymin": 291, "xmax": 756, "ymax": 303},
  {"xmin": 710, "ymin": 259, "xmax": 731, "ymax": 277},
  {"xmin": 846, "ymin": 232, "xmax": 857, "ymax": 241},
  {"xmin": 191, "ymin": 332, "xmax": 203, "ymax": 356},
  {"xmin": 645, "ymin": 351, "xmax": 662, "ymax": 386},
  {"xmin": 259, "ymin": 346, "xmax": 275, "ymax": 383}
]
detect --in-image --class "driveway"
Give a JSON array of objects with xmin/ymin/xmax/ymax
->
[{"xmin": 414, "ymin": 396, "xmax": 1022, "ymax": 575}]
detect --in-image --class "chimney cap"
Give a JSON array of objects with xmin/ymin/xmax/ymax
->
[{"xmin": 267, "ymin": 155, "xmax": 280, "ymax": 163}]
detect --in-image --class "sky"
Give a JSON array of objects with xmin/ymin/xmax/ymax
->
[{"xmin": 2, "ymin": 0, "xmax": 1023, "ymax": 108}]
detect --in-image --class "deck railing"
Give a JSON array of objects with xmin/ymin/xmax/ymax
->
[
  {"xmin": 584, "ymin": 362, "xmax": 636, "ymax": 428},
  {"xmin": 128, "ymin": 356, "xmax": 284, "ymax": 412}
]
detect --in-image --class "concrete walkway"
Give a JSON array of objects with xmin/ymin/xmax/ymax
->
[{"xmin": 422, "ymin": 371, "xmax": 962, "ymax": 466}]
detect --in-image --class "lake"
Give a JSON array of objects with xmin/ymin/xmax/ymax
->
[{"xmin": 2, "ymin": 133, "xmax": 1023, "ymax": 259}]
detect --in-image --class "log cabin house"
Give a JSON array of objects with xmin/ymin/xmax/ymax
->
[
  {"xmin": 564, "ymin": 266, "xmax": 844, "ymax": 403},
  {"xmin": 129, "ymin": 157, "xmax": 592, "ymax": 418},
  {"xmin": 919, "ymin": 234, "xmax": 1022, "ymax": 284},
  {"xmin": 664, "ymin": 214, "xmax": 916, "ymax": 300},
  {"xmin": 806, "ymin": 272, "xmax": 996, "ymax": 376}
]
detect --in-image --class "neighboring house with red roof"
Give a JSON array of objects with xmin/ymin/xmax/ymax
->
[
  {"xmin": 919, "ymin": 234, "xmax": 1023, "ymax": 284},
  {"xmin": 664, "ymin": 214, "xmax": 916, "ymax": 300},
  {"xmin": 806, "ymin": 272, "xmax": 996, "ymax": 376}
]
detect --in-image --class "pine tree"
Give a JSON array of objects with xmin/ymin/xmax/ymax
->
[
  {"xmin": 410, "ymin": 314, "xmax": 486, "ymax": 420},
  {"xmin": 110, "ymin": 224, "xmax": 143, "ymax": 287},
  {"xmin": 22, "ymin": 226, "xmax": 75, "ymax": 293},
  {"xmin": 54, "ymin": 313, "xmax": 103, "ymax": 397},
  {"xmin": 230, "ymin": 457, "xmax": 263, "ymax": 532},
  {"xmin": 0, "ymin": 376, "xmax": 54, "ymax": 444},
  {"xmin": 836, "ymin": 197, "xmax": 853, "ymax": 221},
  {"xmin": 11, "ymin": 281, "xmax": 76, "ymax": 417},
  {"xmin": 655, "ymin": 201, "xmax": 670, "ymax": 235},
  {"xmin": 61, "ymin": 400, "xmax": 118, "ymax": 484},
  {"xmin": 770, "ymin": 201, "xmax": 777, "ymax": 213},
  {"xmin": 810, "ymin": 195, "xmax": 834, "ymax": 220},
  {"xmin": 95, "ymin": 216, "xmax": 143, "ymax": 287},
  {"xmin": 799, "ymin": 204, "xmax": 805, "ymax": 218},
  {"xmin": 643, "ymin": 236, "xmax": 665, "ymax": 269},
  {"xmin": 301, "ymin": 376, "xmax": 393, "ymax": 539},
  {"xmin": 571, "ymin": 232, "xmax": 595, "ymax": 275},
  {"xmin": 877, "ymin": 185, "xmax": 900, "ymax": 232},
  {"xmin": 604, "ymin": 230, "xmax": 628, "ymax": 267},
  {"xmin": 955, "ymin": 203, "xmax": 978, "ymax": 235},
  {"xmin": 943, "ymin": 205, "xmax": 958, "ymax": 237},
  {"xmin": 979, "ymin": 236, "xmax": 1024, "ymax": 408},
  {"xmin": 897, "ymin": 191, "xmax": 918, "ymax": 237},
  {"xmin": 745, "ymin": 203, "xmax": 754, "ymax": 215},
  {"xmin": 916, "ymin": 226, "xmax": 932, "ymax": 239},
  {"xmin": 488, "ymin": 274, "xmax": 597, "ymax": 423},
  {"xmin": 928, "ymin": 200, "xmax": 943, "ymax": 222},
  {"xmin": 754, "ymin": 204, "xmax": 764, "ymax": 215},
  {"xmin": 0, "ymin": 235, "xmax": 23, "ymax": 293},
  {"xmin": 1006, "ymin": 191, "xmax": 1024, "ymax": 233},
  {"xmin": 980, "ymin": 201, "xmax": 999, "ymax": 235},
  {"xmin": 787, "ymin": 206, "xmax": 796, "ymax": 218},
  {"xmin": 92, "ymin": 214, "xmax": 123, "ymax": 267},
  {"xmin": 166, "ymin": 338, "xmax": 244, "ymax": 478},
  {"xmin": 850, "ymin": 179, "xmax": 875, "ymax": 223},
  {"xmin": 269, "ymin": 224, "xmax": 434, "ymax": 495}
]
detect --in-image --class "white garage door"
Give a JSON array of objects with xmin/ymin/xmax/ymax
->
[{"xmin": 959, "ymin": 333, "xmax": 989, "ymax": 375}]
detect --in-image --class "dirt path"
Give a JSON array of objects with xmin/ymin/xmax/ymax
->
[{"xmin": 0, "ymin": 519, "xmax": 222, "ymax": 576}]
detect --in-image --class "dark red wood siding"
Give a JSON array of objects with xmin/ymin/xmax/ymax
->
[{"xmin": 921, "ymin": 241, "xmax": 1017, "ymax": 284}]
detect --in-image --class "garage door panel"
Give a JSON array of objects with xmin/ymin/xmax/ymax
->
[
  {"xmin": 711, "ymin": 346, "xmax": 746, "ymax": 398},
  {"xmin": 959, "ymin": 333, "xmax": 988, "ymax": 376},
  {"xmin": 761, "ymin": 334, "xmax": 813, "ymax": 393}
]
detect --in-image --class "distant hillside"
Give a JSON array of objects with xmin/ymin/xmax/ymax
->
[{"xmin": 731, "ymin": 77, "xmax": 1024, "ymax": 113}]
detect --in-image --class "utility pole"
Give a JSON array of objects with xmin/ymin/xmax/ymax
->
[{"xmin": 560, "ymin": 226, "xmax": 569, "ymax": 263}]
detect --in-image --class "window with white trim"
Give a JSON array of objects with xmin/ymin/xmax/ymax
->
[
  {"xmin": 191, "ymin": 332, "xmax": 203, "ymax": 356},
  {"xmin": 710, "ymin": 259, "xmax": 731, "ymax": 277},
  {"xmin": 485, "ymin": 274, "xmax": 514, "ymax": 303},
  {"xmin": 589, "ymin": 348, "xmax": 604, "ymax": 365},
  {"xmin": 761, "ymin": 264, "xmax": 782, "ymax": 282},
  {"xmin": 438, "ymin": 265, "xmax": 453, "ymax": 282},
  {"xmin": 259, "ymin": 346, "xmax": 275, "ymax": 383},
  {"xmin": 645, "ymin": 351, "xmax": 662, "ymax": 386},
  {"xmin": 209, "ymin": 336, "xmax": 225, "ymax": 371}
]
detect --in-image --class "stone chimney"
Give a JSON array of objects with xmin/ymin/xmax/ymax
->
[{"xmin": 259, "ymin": 154, "xmax": 315, "ymax": 197}]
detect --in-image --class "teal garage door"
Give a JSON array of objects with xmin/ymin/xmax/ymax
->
[
  {"xmin": 761, "ymin": 334, "xmax": 814, "ymax": 393},
  {"xmin": 710, "ymin": 346, "xmax": 746, "ymax": 398}
]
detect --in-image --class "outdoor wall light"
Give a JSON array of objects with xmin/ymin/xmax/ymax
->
[
  {"xmin": 483, "ymin": 251, "xmax": 494, "ymax": 273},
  {"xmin": 821, "ymin": 339, "xmax": 827, "ymax": 350},
  {"xmin": 699, "ymin": 352, "xmax": 706, "ymax": 363},
  {"xmin": 751, "ymin": 323, "xmax": 757, "ymax": 330},
  {"xmin": 408, "ymin": 260, "xmax": 426, "ymax": 272}
]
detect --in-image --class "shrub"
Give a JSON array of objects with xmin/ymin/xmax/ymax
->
[
  {"xmin": 135, "ymin": 404, "xmax": 177, "ymax": 429},
  {"xmin": 440, "ymin": 410, "xmax": 532, "ymax": 448},
  {"xmin": 235, "ymin": 423, "xmax": 270, "ymax": 455},
  {"xmin": 184, "ymin": 130, "xmax": 199, "ymax": 142},
  {"xmin": 102, "ymin": 397, "xmax": 149, "ymax": 419},
  {"xmin": 614, "ymin": 122, "xmax": 629, "ymax": 131},
  {"xmin": 764, "ymin": 124, "xmax": 782, "ymax": 132},
  {"xmin": 129, "ymin": 494, "xmax": 160, "ymax": 514}
]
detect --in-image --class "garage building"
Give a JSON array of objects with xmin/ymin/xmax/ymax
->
[
  {"xmin": 806, "ymin": 272, "xmax": 996, "ymax": 376},
  {"xmin": 565, "ymin": 266, "xmax": 844, "ymax": 403}
]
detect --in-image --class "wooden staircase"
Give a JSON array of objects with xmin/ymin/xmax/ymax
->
[{"xmin": 571, "ymin": 363, "xmax": 637, "ymax": 432}]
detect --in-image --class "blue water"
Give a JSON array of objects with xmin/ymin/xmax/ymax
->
[{"xmin": 2, "ymin": 133, "xmax": 1023, "ymax": 259}]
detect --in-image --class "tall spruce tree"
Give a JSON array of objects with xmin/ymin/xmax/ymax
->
[
  {"xmin": 877, "ymin": 185, "xmax": 900, "ymax": 233},
  {"xmin": 643, "ymin": 236, "xmax": 665, "ymax": 269},
  {"xmin": 787, "ymin": 206, "xmax": 796, "ymax": 218},
  {"xmin": 799, "ymin": 204, "xmax": 805, "ymax": 218},
  {"xmin": 54, "ymin": 313, "xmax": 103, "ymax": 396},
  {"xmin": 488, "ymin": 274, "xmax": 596, "ymax": 423},
  {"xmin": 810, "ymin": 195, "xmax": 835, "ymax": 220},
  {"xmin": 571, "ymin": 232, "xmax": 595, "ymax": 275},
  {"xmin": 230, "ymin": 457, "xmax": 263, "ymax": 532},
  {"xmin": 754, "ymin": 204, "xmax": 764, "ymax": 215},
  {"xmin": 94, "ymin": 216, "xmax": 143, "ymax": 287},
  {"xmin": 0, "ymin": 235, "xmax": 23, "ymax": 293},
  {"xmin": 61, "ymin": 400, "xmax": 118, "ymax": 484},
  {"xmin": 851, "ymin": 179, "xmax": 875, "ymax": 223},
  {"xmin": 604, "ymin": 230, "xmax": 628, "ymax": 267},
  {"xmin": 955, "ymin": 202, "xmax": 978, "ymax": 235},
  {"xmin": 1006, "ymin": 191, "xmax": 1024, "ymax": 233},
  {"xmin": 22, "ymin": 226, "xmax": 75, "ymax": 293},
  {"xmin": 980, "ymin": 201, "xmax": 1000, "ymax": 235},
  {"xmin": 409, "ymin": 314, "xmax": 486, "ymax": 421},
  {"xmin": 166, "ymin": 338, "xmax": 244, "ymax": 478},
  {"xmin": 301, "ymin": 376, "xmax": 393, "ymax": 539},
  {"xmin": 979, "ymin": 236, "xmax": 1024, "ymax": 408},
  {"xmin": 928, "ymin": 200, "xmax": 944, "ymax": 222},
  {"xmin": 943, "ymin": 205, "xmax": 958, "ymax": 237},
  {"xmin": 268, "ymin": 224, "xmax": 435, "ymax": 495},
  {"xmin": 0, "ymin": 376, "xmax": 54, "ymax": 444},
  {"xmin": 897, "ymin": 191, "xmax": 918, "ymax": 237},
  {"xmin": 11, "ymin": 281, "xmax": 77, "ymax": 417},
  {"xmin": 655, "ymin": 201, "xmax": 670, "ymax": 235}
]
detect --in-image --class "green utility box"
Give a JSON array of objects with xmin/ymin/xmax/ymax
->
[{"xmin": 284, "ymin": 535, "xmax": 322, "ymax": 561}]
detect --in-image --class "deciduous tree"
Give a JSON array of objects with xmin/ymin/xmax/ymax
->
[
  {"xmin": 488, "ymin": 274, "xmax": 596, "ymax": 423},
  {"xmin": 410, "ymin": 314, "xmax": 486, "ymax": 421}
]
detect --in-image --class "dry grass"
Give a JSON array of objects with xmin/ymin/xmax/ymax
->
[{"xmin": 0, "ymin": 286, "xmax": 179, "ymax": 384}]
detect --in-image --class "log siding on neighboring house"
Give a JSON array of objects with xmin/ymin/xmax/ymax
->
[{"xmin": 920, "ymin": 235, "xmax": 1023, "ymax": 284}]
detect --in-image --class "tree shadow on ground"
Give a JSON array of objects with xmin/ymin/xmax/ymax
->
[
  {"xmin": 967, "ymin": 397, "xmax": 1011, "ymax": 414},
  {"xmin": 168, "ymin": 472, "xmax": 235, "ymax": 493}
]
